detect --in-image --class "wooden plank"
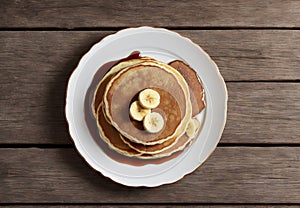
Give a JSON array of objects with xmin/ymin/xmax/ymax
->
[
  {"xmin": 0, "ymin": 206, "xmax": 298, "ymax": 208},
  {"xmin": 0, "ymin": 31, "xmax": 300, "ymax": 144},
  {"xmin": 223, "ymin": 82, "xmax": 300, "ymax": 144},
  {"xmin": 0, "ymin": 148, "xmax": 299, "ymax": 203},
  {"xmin": 0, "ymin": 0, "xmax": 300, "ymax": 28},
  {"xmin": 0, "ymin": 31, "xmax": 299, "ymax": 81},
  {"xmin": 179, "ymin": 30, "xmax": 300, "ymax": 81},
  {"xmin": 1, "ymin": 82, "xmax": 299, "ymax": 144},
  {"xmin": 0, "ymin": 31, "xmax": 110, "ymax": 144}
]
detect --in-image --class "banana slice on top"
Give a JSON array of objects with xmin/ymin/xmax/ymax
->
[
  {"xmin": 139, "ymin": 89, "xmax": 160, "ymax": 109},
  {"xmin": 143, "ymin": 112, "xmax": 165, "ymax": 133},
  {"xmin": 129, "ymin": 101, "xmax": 151, "ymax": 121}
]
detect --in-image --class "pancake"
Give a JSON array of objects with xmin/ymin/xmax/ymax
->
[
  {"xmin": 120, "ymin": 112, "xmax": 200, "ymax": 155},
  {"xmin": 120, "ymin": 133, "xmax": 177, "ymax": 155},
  {"xmin": 97, "ymin": 102, "xmax": 200, "ymax": 159},
  {"xmin": 92, "ymin": 58, "xmax": 150, "ymax": 117},
  {"xmin": 92, "ymin": 56, "xmax": 203, "ymax": 159},
  {"xmin": 169, "ymin": 60, "xmax": 205, "ymax": 117},
  {"xmin": 96, "ymin": 104, "xmax": 142, "ymax": 157},
  {"xmin": 139, "ymin": 132, "xmax": 191, "ymax": 159},
  {"xmin": 92, "ymin": 58, "xmax": 190, "ymax": 154},
  {"xmin": 97, "ymin": 102, "xmax": 198, "ymax": 159},
  {"xmin": 143, "ymin": 116, "xmax": 201, "ymax": 159},
  {"xmin": 92, "ymin": 58, "xmax": 186, "ymax": 154},
  {"xmin": 99, "ymin": 99, "xmax": 178, "ymax": 155},
  {"xmin": 104, "ymin": 61, "xmax": 192, "ymax": 145}
]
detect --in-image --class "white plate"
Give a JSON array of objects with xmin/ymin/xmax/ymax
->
[{"xmin": 65, "ymin": 26, "xmax": 228, "ymax": 187}]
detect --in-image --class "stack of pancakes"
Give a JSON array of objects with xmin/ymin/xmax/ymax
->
[{"xmin": 92, "ymin": 56, "xmax": 205, "ymax": 159}]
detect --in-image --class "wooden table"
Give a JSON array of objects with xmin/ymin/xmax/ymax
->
[{"xmin": 1, "ymin": 0, "xmax": 300, "ymax": 206}]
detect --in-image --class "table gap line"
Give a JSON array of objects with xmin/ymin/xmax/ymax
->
[
  {"xmin": 0, "ymin": 26, "xmax": 300, "ymax": 31},
  {"xmin": 0, "ymin": 143, "xmax": 300, "ymax": 149},
  {"xmin": 1, "ymin": 202, "xmax": 300, "ymax": 206},
  {"xmin": 226, "ymin": 80, "xmax": 300, "ymax": 83},
  {"xmin": 218, "ymin": 143, "xmax": 300, "ymax": 147}
]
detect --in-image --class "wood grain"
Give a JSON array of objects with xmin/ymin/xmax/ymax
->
[
  {"xmin": 224, "ymin": 83, "xmax": 300, "ymax": 144},
  {"xmin": 0, "ymin": 0, "xmax": 300, "ymax": 28},
  {"xmin": 1, "ymin": 1, "xmax": 299, "ymax": 206},
  {"xmin": 0, "ymin": 206, "xmax": 298, "ymax": 208},
  {"xmin": 0, "ymin": 31, "xmax": 110, "ymax": 144},
  {"xmin": 0, "ymin": 148, "xmax": 299, "ymax": 203},
  {"xmin": 1, "ymin": 81, "xmax": 299, "ymax": 144},
  {"xmin": 180, "ymin": 30, "xmax": 300, "ymax": 81},
  {"xmin": 1, "ymin": 31, "xmax": 299, "ymax": 81},
  {"xmin": 1, "ymin": 31, "xmax": 299, "ymax": 144}
]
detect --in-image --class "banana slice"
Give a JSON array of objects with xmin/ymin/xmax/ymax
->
[
  {"xmin": 186, "ymin": 118, "xmax": 200, "ymax": 138},
  {"xmin": 138, "ymin": 89, "xmax": 160, "ymax": 109},
  {"xmin": 143, "ymin": 112, "xmax": 164, "ymax": 133},
  {"xmin": 129, "ymin": 101, "xmax": 151, "ymax": 121}
]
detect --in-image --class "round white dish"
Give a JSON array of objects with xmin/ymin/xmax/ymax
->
[{"xmin": 65, "ymin": 26, "xmax": 228, "ymax": 187}]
